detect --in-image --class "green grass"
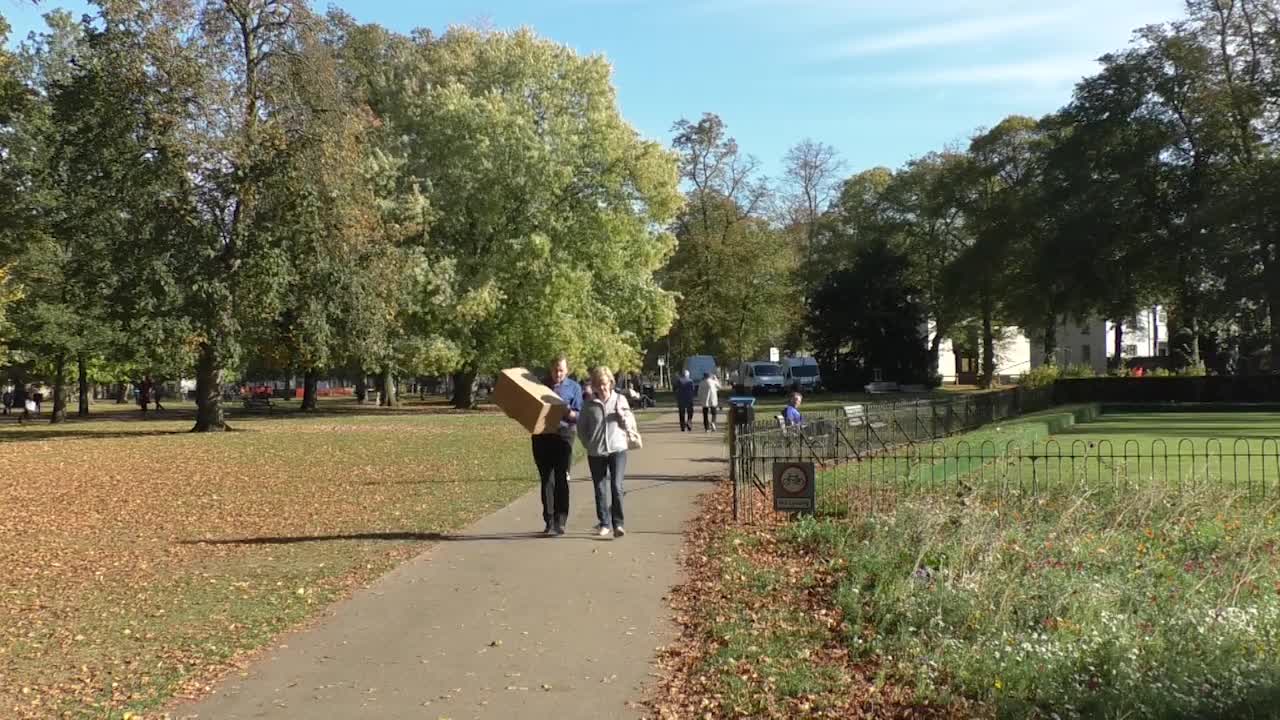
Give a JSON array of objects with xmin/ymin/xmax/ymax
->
[
  {"xmin": 0, "ymin": 399, "xmax": 537, "ymax": 719},
  {"xmin": 781, "ymin": 485, "xmax": 1280, "ymax": 719}
]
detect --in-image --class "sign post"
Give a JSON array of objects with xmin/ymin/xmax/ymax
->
[{"xmin": 772, "ymin": 461, "xmax": 815, "ymax": 515}]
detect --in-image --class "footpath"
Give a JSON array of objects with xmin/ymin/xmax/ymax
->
[{"xmin": 179, "ymin": 413, "xmax": 723, "ymax": 720}]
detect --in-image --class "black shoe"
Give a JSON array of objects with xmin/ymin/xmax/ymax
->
[
  {"xmin": 543, "ymin": 522, "xmax": 554, "ymax": 536},
  {"xmin": 554, "ymin": 523, "xmax": 566, "ymax": 535}
]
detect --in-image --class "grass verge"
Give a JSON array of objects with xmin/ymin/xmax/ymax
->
[{"xmin": 0, "ymin": 404, "xmax": 534, "ymax": 719}]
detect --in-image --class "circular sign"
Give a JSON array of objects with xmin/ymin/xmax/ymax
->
[
  {"xmin": 657, "ymin": 357, "xmax": 666, "ymax": 367},
  {"xmin": 779, "ymin": 465, "xmax": 808, "ymax": 494}
]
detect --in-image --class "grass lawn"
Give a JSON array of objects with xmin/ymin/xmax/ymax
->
[
  {"xmin": 0, "ymin": 398, "xmax": 536, "ymax": 719},
  {"xmin": 657, "ymin": 409, "xmax": 1280, "ymax": 719}
]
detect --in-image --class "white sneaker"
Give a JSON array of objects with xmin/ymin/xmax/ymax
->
[
  {"xmin": 614, "ymin": 526, "xmax": 625, "ymax": 537},
  {"xmin": 598, "ymin": 526, "xmax": 613, "ymax": 537}
]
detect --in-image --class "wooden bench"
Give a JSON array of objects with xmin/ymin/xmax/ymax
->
[
  {"xmin": 841, "ymin": 403, "xmax": 887, "ymax": 431},
  {"xmin": 242, "ymin": 397, "xmax": 275, "ymax": 412},
  {"xmin": 900, "ymin": 384, "xmax": 926, "ymax": 393},
  {"xmin": 864, "ymin": 381, "xmax": 900, "ymax": 394}
]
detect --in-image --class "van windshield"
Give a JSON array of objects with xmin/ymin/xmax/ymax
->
[
  {"xmin": 790, "ymin": 366, "xmax": 818, "ymax": 377},
  {"xmin": 754, "ymin": 364, "xmax": 782, "ymax": 376}
]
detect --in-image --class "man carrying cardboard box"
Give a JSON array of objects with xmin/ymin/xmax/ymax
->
[{"xmin": 532, "ymin": 355, "xmax": 582, "ymax": 535}]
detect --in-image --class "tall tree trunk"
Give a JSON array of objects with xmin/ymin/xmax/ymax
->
[
  {"xmin": 192, "ymin": 344, "xmax": 229, "ymax": 432},
  {"xmin": 452, "ymin": 370, "xmax": 477, "ymax": 410},
  {"xmin": 301, "ymin": 369, "xmax": 319, "ymax": 411},
  {"xmin": 51, "ymin": 353, "xmax": 67, "ymax": 424},
  {"xmin": 354, "ymin": 377, "xmax": 366, "ymax": 403},
  {"xmin": 1149, "ymin": 307, "xmax": 1157, "ymax": 357},
  {"xmin": 115, "ymin": 382, "xmax": 128, "ymax": 404},
  {"xmin": 1112, "ymin": 319, "xmax": 1124, "ymax": 370},
  {"xmin": 980, "ymin": 286, "xmax": 996, "ymax": 389},
  {"xmin": 1042, "ymin": 311, "xmax": 1058, "ymax": 365},
  {"xmin": 1268, "ymin": 251, "xmax": 1280, "ymax": 373},
  {"xmin": 380, "ymin": 369, "xmax": 397, "ymax": 407},
  {"xmin": 77, "ymin": 354, "xmax": 89, "ymax": 417},
  {"xmin": 13, "ymin": 372, "xmax": 25, "ymax": 407}
]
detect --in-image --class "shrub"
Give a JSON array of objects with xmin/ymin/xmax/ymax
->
[
  {"xmin": 1018, "ymin": 364, "xmax": 1059, "ymax": 389},
  {"xmin": 1059, "ymin": 363, "xmax": 1096, "ymax": 379}
]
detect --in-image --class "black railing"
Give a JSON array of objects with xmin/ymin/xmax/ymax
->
[{"xmin": 729, "ymin": 386, "xmax": 1055, "ymax": 521}]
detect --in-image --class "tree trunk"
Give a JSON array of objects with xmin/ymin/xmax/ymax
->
[
  {"xmin": 1042, "ymin": 311, "xmax": 1058, "ymax": 366},
  {"xmin": 301, "ymin": 369, "xmax": 319, "ymax": 411},
  {"xmin": 1268, "ymin": 251, "xmax": 1280, "ymax": 373},
  {"xmin": 51, "ymin": 353, "xmax": 67, "ymax": 424},
  {"xmin": 379, "ymin": 369, "xmax": 397, "ymax": 407},
  {"xmin": 12, "ymin": 372, "xmax": 25, "ymax": 407},
  {"xmin": 452, "ymin": 370, "xmax": 477, "ymax": 409},
  {"xmin": 1112, "ymin": 319, "xmax": 1124, "ymax": 370},
  {"xmin": 192, "ymin": 344, "xmax": 229, "ymax": 432},
  {"xmin": 980, "ymin": 287, "xmax": 996, "ymax": 389},
  {"xmin": 354, "ymin": 377, "xmax": 366, "ymax": 403},
  {"xmin": 115, "ymin": 382, "xmax": 128, "ymax": 403},
  {"xmin": 77, "ymin": 354, "xmax": 89, "ymax": 417},
  {"xmin": 1151, "ymin": 306, "xmax": 1160, "ymax": 357}
]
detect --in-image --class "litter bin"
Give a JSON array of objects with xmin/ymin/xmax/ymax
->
[{"xmin": 728, "ymin": 395, "xmax": 756, "ymax": 427}]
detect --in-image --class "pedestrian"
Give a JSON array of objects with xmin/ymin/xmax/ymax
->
[
  {"xmin": 698, "ymin": 371, "xmax": 721, "ymax": 432},
  {"xmin": 32, "ymin": 389, "xmax": 43, "ymax": 415},
  {"xmin": 21, "ymin": 395, "xmax": 35, "ymax": 423},
  {"xmin": 532, "ymin": 355, "xmax": 582, "ymax": 536},
  {"xmin": 675, "ymin": 369, "xmax": 696, "ymax": 432},
  {"xmin": 783, "ymin": 391, "xmax": 804, "ymax": 427},
  {"xmin": 1, "ymin": 388, "xmax": 11, "ymax": 416},
  {"xmin": 138, "ymin": 377, "xmax": 152, "ymax": 413},
  {"xmin": 578, "ymin": 366, "xmax": 633, "ymax": 538},
  {"xmin": 149, "ymin": 376, "xmax": 164, "ymax": 410}
]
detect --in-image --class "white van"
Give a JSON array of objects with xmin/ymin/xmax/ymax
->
[
  {"xmin": 683, "ymin": 355, "xmax": 717, "ymax": 382},
  {"xmin": 782, "ymin": 356, "xmax": 822, "ymax": 392},
  {"xmin": 736, "ymin": 361, "xmax": 786, "ymax": 395}
]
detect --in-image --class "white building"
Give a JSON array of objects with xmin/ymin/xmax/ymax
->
[{"xmin": 930, "ymin": 306, "xmax": 1168, "ymax": 384}]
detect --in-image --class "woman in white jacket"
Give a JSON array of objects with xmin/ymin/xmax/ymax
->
[
  {"xmin": 697, "ymin": 372, "xmax": 720, "ymax": 432},
  {"xmin": 577, "ymin": 366, "xmax": 635, "ymax": 538}
]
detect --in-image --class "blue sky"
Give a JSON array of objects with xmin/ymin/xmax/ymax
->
[{"xmin": 5, "ymin": 0, "xmax": 1185, "ymax": 178}]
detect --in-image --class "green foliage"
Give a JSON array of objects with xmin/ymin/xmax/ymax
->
[
  {"xmin": 808, "ymin": 240, "xmax": 929, "ymax": 389},
  {"xmin": 795, "ymin": 487, "xmax": 1280, "ymax": 719},
  {"xmin": 1017, "ymin": 364, "xmax": 1059, "ymax": 389},
  {"xmin": 1058, "ymin": 363, "xmax": 1096, "ymax": 379}
]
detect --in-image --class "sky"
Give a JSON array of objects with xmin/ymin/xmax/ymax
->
[{"xmin": 4, "ymin": 0, "xmax": 1187, "ymax": 178}]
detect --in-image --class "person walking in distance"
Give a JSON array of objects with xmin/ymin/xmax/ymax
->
[
  {"xmin": 532, "ymin": 356, "xmax": 582, "ymax": 536},
  {"xmin": 577, "ymin": 366, "xmax": 634, "ymax": 538},
  {"xmin": 1, "ymin": 388, "xmax": 11, "ymax": 416},
  {"xmin": 783, "ymin": 391, "xmax": 805, "ymax": 427},
  {"xmin": 675, "ymin": 369, "xmax": 696, "ymax": 432},
  {"xmin": 698, "ymin": 371, "xmax": 721, "ymax": 432}
]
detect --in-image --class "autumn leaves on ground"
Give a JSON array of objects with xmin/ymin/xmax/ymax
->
[{"xmin": 0, "ymin": 401, "xmax": 532, "ymax": 720}]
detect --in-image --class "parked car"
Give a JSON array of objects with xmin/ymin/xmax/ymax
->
[
  {"xmin": 782, "ymin": 356, "xmax": 822, "ymax": 392},
  {"xmin": 734, "ymin": 361, "xmax": 786, "ymax": 395}
]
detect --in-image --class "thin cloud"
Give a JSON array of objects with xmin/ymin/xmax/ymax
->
[
  {"xmin": 825, "ymin": 10, "xmax": 1076, "ymax": 58},
  {"xmin": 843, "ymin": 55, "xmax": 1103, "ymax": 90}
]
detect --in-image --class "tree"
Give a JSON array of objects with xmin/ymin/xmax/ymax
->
[
  {"xmin": 808, "ymin": 240, "xmax": 929, "ymax": 390},
  {"xmin": 781, "ymin": 138, "xmax": 845, "ymax": 265},
  {"xmin": 396, "ymin": 28, "xmax": 681, "ymax": 407},
  {"xmin": 663, "ymin": 113, "xmax": 797, "ymax": 366}
]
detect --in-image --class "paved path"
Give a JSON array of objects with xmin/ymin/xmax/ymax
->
[{"xmin": 179, "ymin": 414, "xmax": 723, "ymax": 720}]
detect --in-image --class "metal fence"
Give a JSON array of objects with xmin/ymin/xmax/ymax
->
[
  {"xmin": 729, "ymin": 387, "xmax": 1054, "ymax": 521},
  {"xmin": 736, "ymin": 436, "xmax": 1280, "ymax": 522}
]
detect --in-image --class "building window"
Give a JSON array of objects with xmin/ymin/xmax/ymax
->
[
  {"xmin": 1123, "ymin": 344, "xmax": 1138, "ymax": 357},
  {"xmin": 1157, "ymin": 342, "xmax": 1169, "ymax": 356},
  {"xmin": 1081, "ymin": 344, "xmax": 1092, "ymax": 363}
]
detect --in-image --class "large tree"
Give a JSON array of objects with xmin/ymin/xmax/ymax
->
[{"xmin": 396, "ymin": 28, "xmax": 680, "ymax": 407}]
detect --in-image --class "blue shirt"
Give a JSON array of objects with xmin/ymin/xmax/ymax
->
[
  {"xmin": 550, "ymin": 377, "xmax": 583, "ymax": 440},
  {"xmin": 783, "ymin": 405, "xmax": 803, "ymax": 426}
]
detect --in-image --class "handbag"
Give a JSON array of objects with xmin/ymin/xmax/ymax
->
[{"xmin": 614, "ymin": 394, "xmax": 643, "ymax": 450}]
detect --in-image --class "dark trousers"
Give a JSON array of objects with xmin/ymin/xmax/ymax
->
[
  {"xmin": 588, "ymin": 452, "xmax": 627, "ymax": 529},
  {"xmin": 703, "ymin": 405, "xmax": 718, "ymax": 430},
  {"xmin": 678, "ymin": 403, "xmax": 694, "ymax": 431},
  {"xmin": 532, "ymin": 434, "xmax": 573, "ymax": 525}
]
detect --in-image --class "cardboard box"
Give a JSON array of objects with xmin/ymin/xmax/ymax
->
[{"xmin": 493, "ymin": 367, "xmax": 568, "ymax": 435}]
